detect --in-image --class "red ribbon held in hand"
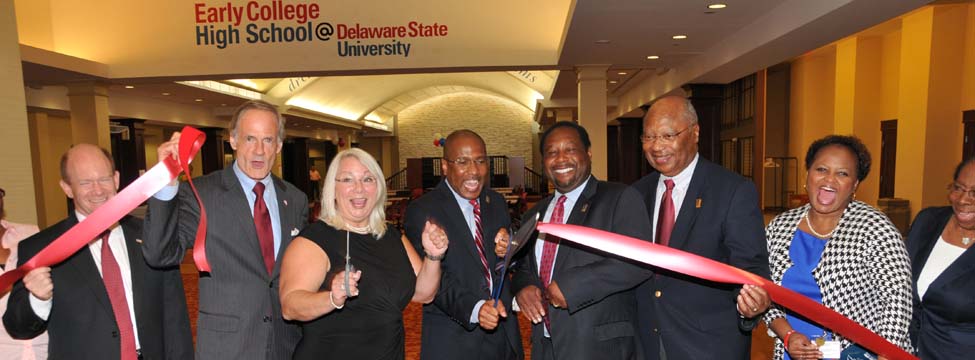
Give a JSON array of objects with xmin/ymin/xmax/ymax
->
[
  {"xmin": 536, "ymin": 222, "xmax": 917, "ymax": 360},
  {"xmin": 0, "ymin": 126, "xmax": 210, "ymax": 291}
]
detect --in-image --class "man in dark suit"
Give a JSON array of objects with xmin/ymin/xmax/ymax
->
[
  {"xmin": 632, "ymin": 95, "xmax": 770, "ymax": 360},
  {"xmin": 145, "ymin": 100, "xmax": 308, "ymax": 359},
  {"xmin": 404, "ymin": 130, "xmax": 523, "ymax": 360},
  {"xmin": 3, "ymin": 144, "xmax": 193, "ymax": 359},
  {"xmin": 511, "ymin": 121, "xmax": 653, "ymax": 360}
]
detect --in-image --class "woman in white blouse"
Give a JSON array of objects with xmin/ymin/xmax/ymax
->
[{"xmin": 906, "ymin": 158, "xmax": 975, "ymax": 359}]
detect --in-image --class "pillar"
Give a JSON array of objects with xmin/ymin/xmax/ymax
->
[
  {"xmin": 577, "ymin": 66, "xmax": 610, "ymax": 179},
  {"xmin": 200, "ymin": 127, "xmax": 226, "ymax": 174},
  {"xmin": 67, "ymin": 81, "xmax": 112, "ymax": 149},
  {"xmin": 0, "ymin": 2, "xmax": 38, "ymax": 223}
]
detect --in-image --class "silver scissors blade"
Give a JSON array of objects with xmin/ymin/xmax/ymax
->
[{"xmin": 344, "ymin": 230, "xmax": 351, "ymax": 297}]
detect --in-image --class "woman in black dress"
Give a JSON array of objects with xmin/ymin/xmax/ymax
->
[{"xmin": 280, "ymin": 148, "xmax": 448, "ymax": 359}]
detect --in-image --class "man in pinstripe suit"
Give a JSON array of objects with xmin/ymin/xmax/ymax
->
[{"xmin": 144, "ymin": 100, "xmax": 309, "ymax": 359}]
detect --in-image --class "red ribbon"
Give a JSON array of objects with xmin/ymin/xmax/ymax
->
[
  {"xmin": 536, "ymin": 222, "xmax": 917, "ymax": 360},
  {"xmin": 0, "ymin": 126, "xmax": 209, "ymax": 291}
]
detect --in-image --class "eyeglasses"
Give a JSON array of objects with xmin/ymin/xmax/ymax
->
[
  {"xmin": 948, "ymin": 183, "xmax": 975, "ymax": 198},
  {"xmin": 443, "ymin": 157, "xmax": 488, "ymax": 167},
  {"xmin": 641, "ymin": 126, "xmax": 693, "ymax": 144}
]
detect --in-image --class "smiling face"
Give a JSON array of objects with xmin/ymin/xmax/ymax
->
[
  {"xmin": 334, "ymin": 156, "xmax": 379, "ymax": 228},
  {"xmin": 442, "ymin": 134, "xmax": 488, "ymax": 200},
  {"xmin": 642, "ymin": 97, "xmax": 700, "ymax": 177},
  {"xmin": 949, "ymin": 162, "xmax": 975, "ymax": 230},
  {"xmin": 805, "ymin": 145, "xmax": 859, "ymax": 217},
  {"xmin": 542, "ymin": 126, "xmax": 592, "ymax": 193},
  {"xmin": 229, "ymin": 109, "xmax": 282, "ymax": 180},
  {"xmin": 59, "ymin": 144, "xmax": 119, "ymax": 217}
]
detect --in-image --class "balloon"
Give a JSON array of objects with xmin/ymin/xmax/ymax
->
[
  {"xmin": 434, "ymin": 132, "xmax": 443, "ymax": 139},
  {"xmin": 433, "ymin": 139, "xmax": 440, "ymax": 147},
  {"xmin": 439, "ymin": 138, "xmax": 446, "ymax": 146}
]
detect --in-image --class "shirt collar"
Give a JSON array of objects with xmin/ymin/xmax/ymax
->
[
  {"xmin": 445, "ymin": 181, "xmax": 478, "ymax": 208},
  {"xmin": 554, "ymin": 175, "xmax": 592, "ymax": 204},
  {"xmin": 661, "ymin": 153, "xmax": 699, "ymax": 185},
  {"xmin": 233, "ymin": 160, "xmax": 272, "ymax": 191}
]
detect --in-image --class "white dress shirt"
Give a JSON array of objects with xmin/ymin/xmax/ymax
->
[
  {"xmin": 651, "ymin": 154, "xmax": 699, "ymax": 243},
  {"xmin": 29, "ymin": 212, "xmax": 142, "ymax": 349}
]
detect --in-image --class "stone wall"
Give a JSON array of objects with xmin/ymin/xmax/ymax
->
[{"xmin": 397, "ymin": 92, "xmax": 535, "ymax": 170}]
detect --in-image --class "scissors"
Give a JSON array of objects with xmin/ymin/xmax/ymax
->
[
  {"xmin": 345, "ymin": 230, "xmax": 352, "ymax": 299},
  {"xmin": 491, "ymin": 212, "xmax": 539, "ymax": 304}
]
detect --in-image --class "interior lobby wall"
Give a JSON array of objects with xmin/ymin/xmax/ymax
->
[{"xmin": 397, "ymin": 92, "xmax": 534, "ymax": 171}]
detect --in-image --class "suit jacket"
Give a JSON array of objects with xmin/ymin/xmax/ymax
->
[
  {"xmin": 632, "ymin": 158, "xmax": 769, "ymax": 360},
  {"xmin": 404, "ymin": 181, "xmax": 523, "ymax": 360},
  {"xmin": 143, "ymin": 166, "xmax": 309, "ymax": 360},
  {"xmin": 2, "ymin": 215, "xmax": 192, "ymax": 360},
  {"xmin": 907, "ymin": 206, "xmax": 975, "ymax": 359},
  {"xmin": 510, "ymin": 177, "xmax": 653, "ymax": 360}
]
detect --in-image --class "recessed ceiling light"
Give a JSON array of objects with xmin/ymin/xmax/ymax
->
[
  {"xmin": 672, "ymin": 35, "xmax": 687, "ymax": 40},
  {"xmin": 161, "ymin": 92, "xmax": 170, "ymax": 96},
  {"xmin": 124, "ymin": 85, "xmax": 135, "ymax": 89},
  {"xmin": 708, "ymin": 3, "xmax": 727, "ymax": 9},
  {"xmin": 220, "ymin": 103, "xmax": 227, "ymax": 106},
  {"xmin": 647, "ymin": 55, "xmax": 660, "ymax": 60},
  {"xmin": 194, "ymin": 99, "xmax": 203, "ymax": 102},
  {"xmin": 617, "ymin": 72, "xmax": 627, "ymax": 75},
  {"xmin": 609, "ymin": 80, "xmax": 618, "ymax": 84},
  {"xmin": 595, "ymin": 39, "xmax": 611, "ymax": 44}
]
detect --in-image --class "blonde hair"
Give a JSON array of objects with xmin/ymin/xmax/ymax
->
[{"xmin": 319, "ymin": 148, "xmax": 387, "ymax": 237}]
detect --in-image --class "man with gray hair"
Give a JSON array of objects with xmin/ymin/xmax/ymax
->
[
  {"xmin": 633, "ymin": 95, "xmax": 770, "ymax": 360},
  {"xmin": 145, "ymin": 100, "xmax": 309, "ymax": 359}
]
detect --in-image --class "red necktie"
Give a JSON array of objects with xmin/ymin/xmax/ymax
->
[
  {"xmin": 470, "ymin": 199, "xmax": 492, "ymax": 291},
  {"xmin": 253, "ymin": 182, "xmax": 275, "ymax": 274},
  {"xmin": 100, "ymin": 231, "xmax": 138, "ymax": 360},
  {"xmin": 656, "ymin": 179, "xmax": 676, "ymax": 247},
  {"xmin": 539, "ymin": 195, "xmax": 567, "ymax": 331}
]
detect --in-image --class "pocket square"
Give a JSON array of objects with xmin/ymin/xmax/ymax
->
[
  {"xmin": 135, "ymin": 239, "xmax": 144, "ymax": 244},
  {"xmin": 291, "ymin": 228, "xmax": 300, "ymax": 236}
]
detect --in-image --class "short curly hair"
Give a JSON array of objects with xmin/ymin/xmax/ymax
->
[{"xmin": 804, "ymin": 135, "xmax": 872, "ymax": 182}]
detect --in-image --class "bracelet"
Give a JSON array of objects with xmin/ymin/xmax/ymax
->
[
  {"xmin": 783, "ymin": 329, "xmax": 796, "ymax": 346},
  {"xmin": 329, "ymin": 291, "xmax": 344, "ymax": 309},
  {"xmin": 425, "ymin": 253, "xmax": 445, "ymax": 261}
]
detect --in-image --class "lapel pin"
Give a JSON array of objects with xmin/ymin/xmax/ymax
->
[
  {"xmin": 485, "ymin": 197, "xmax": 490, "ymax": 204},
  {"xmin": 283, "ymin": 200, "xmax": 288, "ymax": 206},
  {"xmin": 581, "ymin": 203, "xmax": 589, "ymax": 213},
  {"xmin": 135, "ymin": 239, "xmax": 143, "ymax": 244},
  {"xmin": 695, "ymin": 198, "xmax": 702, "ymax": 208},
  {"xmin": 291, "ymin": 228, "xmax": 300, "ymax": 236}
]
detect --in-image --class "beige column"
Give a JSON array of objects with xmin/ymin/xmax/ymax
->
[
  {"xmin": 381, "ymin": 137, "xmax": 394, "ymax": 176},
  {"xmin": 577, "ymin": 65, "xmax": 610, "ymax": 179},
  {"xmin": 555, "ymin": 109, "xmax": 574, "ymax": 122},
  {"xmin": 67, "ymin": 81, "xmax": 112, "ymax": 149},
  {"xmin": 0, "ymin": 1, "xmax": 38, "ymax": 224}
]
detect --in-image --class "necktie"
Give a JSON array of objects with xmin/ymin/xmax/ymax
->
[
  {"xmin": 100, "ymin": 231, "xmax": 138, "ymax": 360},
  {"xmin": 656, "ymin": 179, "xmax": 676, "ymax": 247},
  {"xmin": 253, "ymin": 182, "xmax": 275, "ymax": 274},
  {"xmin": 539, "ymin": 195, "xmax": 567, "ymax": 331},
  {"xmin": 470, "ymin": 199, "xmax": 492, "ymax": 292}
]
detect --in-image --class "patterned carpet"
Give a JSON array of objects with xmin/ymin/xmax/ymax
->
[{"xmin": 180, "ymin": 266, "xmax": 772, "ymax": 360}]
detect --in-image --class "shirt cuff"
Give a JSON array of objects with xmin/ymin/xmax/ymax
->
[
  {"xmin": 29, "ymin": 293, "xmax": 52, "ymax": 321},
  {"xmin": 153, "ymin": 183, "xmax": 179, "ymax": 201},
  {"xmin": 470, "ymin": 299, "xmax": 487, "ymax": 323}
]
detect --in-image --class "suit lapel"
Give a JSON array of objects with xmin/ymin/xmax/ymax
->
[
  {"xmin": 912, "ymin": 213, "xmax": 949, "ymax": 285},
  {"xmin": 554, "ymin": 178, "xmax": 596, "ymax": 275},
  {"xmin": 926, "ymin": 213, "xmax": 975, "ymax": 295},
  {"xmin": 273, "ymin": 175, "xmax": 294, "ymax": 279},
  {"xmin": 667, "ymin": 161, "xmax": 706, "ymax": 250},
  {"xmin": 524, "ymin": 196, "xmax": 553, "ymax": 278},
  {"xmin": 62, "ymin": 215, "xmax": 115, "ymax": 321},
  {"xmin": 121, "ymin": 218, "xmax": 147, "ymax": 327},
  {"xmin": 220, "ymin": 167, "xmax": 266, "ymax": 276},
  {"xmin": 643, "ymin": 173, "xmax": 661, "ymax": 242},
  {"xmin": 435, "ymin": 183, "xmax": 481, "ymax": 268}
]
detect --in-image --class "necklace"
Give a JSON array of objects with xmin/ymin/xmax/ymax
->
[
  {"xmin": 346, "ymin": 223, "xmax": 371, "ymax": 234},
  {"xmin": 964, "ymin": 237, "xmax": 972, "ymax": 246},
  {"xmin": 804, "ymin": 212, "xmax": 836, "ymax": 238}
]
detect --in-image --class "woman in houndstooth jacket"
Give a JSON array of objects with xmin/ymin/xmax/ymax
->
[{"xmin": 762, "ymin": 135, "xmax": 913, "ymax": 360}]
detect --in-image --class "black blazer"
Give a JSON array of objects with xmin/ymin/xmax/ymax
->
[
  {"xmin": 143, "ymin": 166, "xmax": 308, "ymax": 360},
  {"xmin": 631, "ymin": 158, "xmax": 769, "ymax": 360},
  {"xmin": 510, "ymin": 177, "xmax": 653, "ymax": 360},
  {"xmin": 907, "ymin": 206, "xmax": 975, "ymax": 359},
  {"xmin": 404, "ymin": 181, "xmax": 523, "ymax": 360},
  {"xmin": 2, "ymin": 215, "xmax": 192, "ymax": 360}
]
